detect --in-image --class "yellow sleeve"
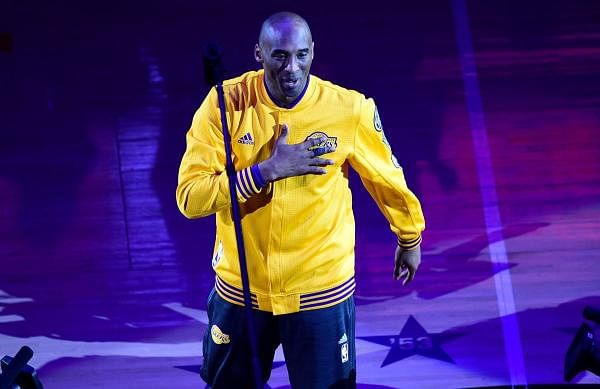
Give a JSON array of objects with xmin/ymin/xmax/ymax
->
[
  {"xmin": 176, "ymin": 87, "xmax": 263, "ymax": 219},
  {"xmin": 348, "ymin": 97, "xmax": 425, "ymax": 249}
]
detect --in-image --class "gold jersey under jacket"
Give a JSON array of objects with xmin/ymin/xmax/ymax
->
[{"xmin": 177, "ymin": 70, "xmax": 425, "ymax": 315}]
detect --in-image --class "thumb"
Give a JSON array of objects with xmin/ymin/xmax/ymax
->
[{"xmin": 277, "ymin": 123, "xmax": 289, "ymax": 144}]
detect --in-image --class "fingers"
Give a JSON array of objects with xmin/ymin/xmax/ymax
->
[
  {"xmin": 310, "ymin": 157, "xmax": 335, "ymax": 167},
  {"xmin": 278, "ymin": 124, "xmax": 335, "ymax": 157},
  {"xmin": 394, "ymin": 264, "xmax": 415, "ymax": 285},
  {"xmin": 402, "ymin": 267, "xmax": 416, "ymax": 286},
  {"xmin": 310, "ymin": 146, "xmax": 336, "ymax": 158},
  {"xmin": 305, "ymin": 166, "xmax": 328, "ymax": 175},
  {"xmin": 394, "ymin": 259, "xmax": 417, "ymax": 285},
  {"xmin": 303, "ymin": 136, "xmax": 336, "ymax": 156},
  {"xmin": 306, "ymin": 136, "xmax": 327, "ymax": 148}
]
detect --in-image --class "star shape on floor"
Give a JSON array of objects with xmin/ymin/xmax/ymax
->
[{"xmin": 358, "ymin": 315, "xmax": 464, "ymax": 367}]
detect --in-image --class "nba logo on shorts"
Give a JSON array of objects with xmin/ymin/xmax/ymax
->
[
  {"xmin": 341, "ymin": 342, "xmax": 349, "ymax": 363},
  {"xmin": 339, "ymin": 333, "xmax": 349, "ymax": 363}
]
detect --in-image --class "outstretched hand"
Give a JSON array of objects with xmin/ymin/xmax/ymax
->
[
  {"xmin": 258, "ymin": 124, "xmax": 336, "ymax": 182},
  {"xmin": 394, "ymin": 245, "xmax": 421, "ymax": 285}
]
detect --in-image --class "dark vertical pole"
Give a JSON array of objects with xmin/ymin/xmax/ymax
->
[{"xmin": 205, "ymin": 44, "xmax": 263, "ymax": 389}]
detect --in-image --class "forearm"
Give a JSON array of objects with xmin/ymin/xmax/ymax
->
[
  {"xmin": 358, "ymin": 175, "xmax": 425, "ymax": 243},
  {"xmin": 176, "ymin": 165, "xmax": 266, "ymax": 218},
  {"xmin": 350, "ymin": 99, "xmax": 425, "ymax": 247},
  {"xmin": 176, "ymin": 171, "xmax": 230, "ymax": 218}
]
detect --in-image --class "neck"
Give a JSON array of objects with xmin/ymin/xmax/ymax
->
[{"xmin": 263, "ymin": 75, "xmax": 310, "ymax": 109}]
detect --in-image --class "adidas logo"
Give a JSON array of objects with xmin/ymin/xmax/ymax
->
[
  {"xmin": 338, "ymin": 333, "xmax": 348, "ymax": 344},
  {"xmin": 237, "ymin": 132, "xmax": 254, "ymax": 145}
]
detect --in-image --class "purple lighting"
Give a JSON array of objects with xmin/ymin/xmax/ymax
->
[{"xmin": 452, "ymin": 0, "xmax": 527, "ymax": 386}]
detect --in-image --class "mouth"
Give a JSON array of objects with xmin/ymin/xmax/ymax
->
[{"xmin": 282, "ymin": 78, "xmax": 298, "ymax": 90}]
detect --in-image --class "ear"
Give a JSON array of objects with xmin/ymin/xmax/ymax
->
[
  {"xmin": 254, "ymin": 44, "xmax": 263, "ymax": 63},
  {"xmin": 311, "ymin": 41, "xmax": 315, "ymax": 60}
]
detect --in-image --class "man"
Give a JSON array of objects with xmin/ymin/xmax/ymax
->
[{"xmin": 176, "ymin": 11, "xmax": 425, "ymax": 388}]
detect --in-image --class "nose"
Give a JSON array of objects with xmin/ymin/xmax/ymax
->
[{"xmin": 285, "ymin": 56, "xmax": 300, "ymax": 73}]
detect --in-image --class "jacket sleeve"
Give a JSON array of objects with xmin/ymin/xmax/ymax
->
[
  {"xmin": 176, "ymin": 87, "xmax": 265, "ymax": 219},
  {"xmin": 348, "ymin": 97, "xmax": 425, "ymax": 249}
]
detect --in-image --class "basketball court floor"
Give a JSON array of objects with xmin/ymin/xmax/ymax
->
[{"xmin": 1, "ymin": 1, "xmax": 599, "ymax": 387}]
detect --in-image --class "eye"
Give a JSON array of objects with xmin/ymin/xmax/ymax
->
[{"xmin": 273, "ymin": 53, "xmax": 287, "ymax": 61}]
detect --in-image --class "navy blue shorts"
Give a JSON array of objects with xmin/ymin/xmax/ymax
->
[{"xmin": 200, "ymin": 288, "xmax": 356, "ymax": 388}]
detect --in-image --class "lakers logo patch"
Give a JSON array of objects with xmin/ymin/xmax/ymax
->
[
  {"xmin": 211, "ymin": 325, "xmax": 230, "ymax": 345},
  {"xmin": 306, "ymin": 131, "xmax": 337, "ymax": 155}
]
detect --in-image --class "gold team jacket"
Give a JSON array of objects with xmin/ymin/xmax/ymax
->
[{"xmin": 177, "ymin": 69, "xmax": 425, "ymax": 315}]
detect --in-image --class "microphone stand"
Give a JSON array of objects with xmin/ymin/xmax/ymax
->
[{"xmin": 204, "ymin": 44, "xmax": 263, "ymax": 389}]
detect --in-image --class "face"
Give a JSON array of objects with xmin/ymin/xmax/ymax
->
[{"xmin": 255, "ymin": 21, "xmax": 314, "ymax": 104}]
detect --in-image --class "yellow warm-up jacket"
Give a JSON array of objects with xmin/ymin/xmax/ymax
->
[{"xmin": 177, "ymin": 69, "xmax": 425, "ymax": 315}]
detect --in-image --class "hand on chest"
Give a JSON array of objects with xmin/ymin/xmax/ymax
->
[{"xmin": 231, "ymin": 110, "xmax": 352, "ymax": 165}]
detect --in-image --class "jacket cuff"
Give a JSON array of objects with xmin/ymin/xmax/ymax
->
[
  {"xmin": 398, "ymin": 235, "xmax": 422, "ymax": 250},
  {"xmin": 235, "ymin": 166, "xmax": 264, "ymax": 201},
  {"xmin": 250, "ymin": 164, "xmax": 266, "ymax": 188}
]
